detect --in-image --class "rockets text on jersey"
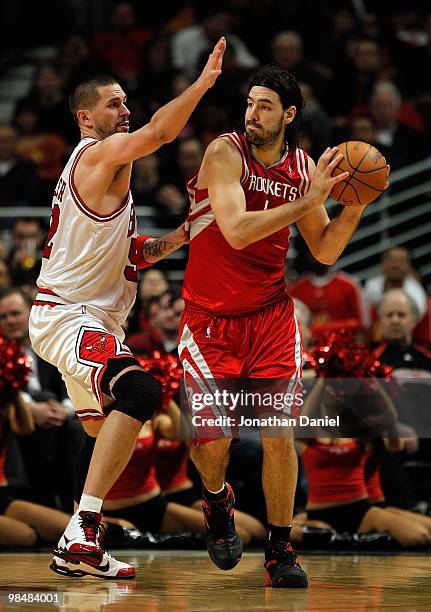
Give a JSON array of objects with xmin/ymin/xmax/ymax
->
[{"xmin": 183, "ymin": 130, "xmax": 311, "ymax": 315}]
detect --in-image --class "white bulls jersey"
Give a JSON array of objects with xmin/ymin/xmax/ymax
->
[{"xmin": 37, "ymin": 137, "xmax": 138, "ymax": 326}]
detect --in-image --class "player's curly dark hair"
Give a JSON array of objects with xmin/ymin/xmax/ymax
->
[{"xmin": 248, "ymin": 64, "xmax": 304, "ymax": 151}]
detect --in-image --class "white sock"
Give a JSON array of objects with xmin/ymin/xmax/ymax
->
[
  {"xmin": 78, "ymin": 494, "xmax": 103, "ymax": 514},
  {"xmin": 206, "ymin": 483, "xmax": 226, "ymax": 495}
]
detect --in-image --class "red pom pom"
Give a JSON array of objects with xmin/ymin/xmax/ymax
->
[
  {"xmin": 307, "ymin": 330, "xmax": 392, "ymax": 379},
  {"xmin": 136, "ymin": 352, "xmax": 183, "ymax": 406},
  {"xmin": 0, "ymin": 336, "xmax": 31, "ymax": 404}
]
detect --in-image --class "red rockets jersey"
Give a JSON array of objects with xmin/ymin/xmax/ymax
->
[{"xmin": 183, "ymin": 131, "xmax": 311, "ymax": 314}]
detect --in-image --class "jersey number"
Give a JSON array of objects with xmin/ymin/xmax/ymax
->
[{"xmin": 43, "ymin": 203, "xmax": 60, "ymax": 259}]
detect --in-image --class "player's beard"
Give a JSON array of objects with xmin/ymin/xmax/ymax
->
[
  {"xmin": 245, "ymin": 116, "xmax": 284, "ymax": 148},
  {"xmin": 93, "ymin": 120, "xmax": 119, "ymax": 140}
]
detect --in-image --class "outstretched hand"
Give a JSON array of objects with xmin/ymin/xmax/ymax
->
[{"xmin": 197, "ymin": 37, "xmax": 226, "ymax": 91}]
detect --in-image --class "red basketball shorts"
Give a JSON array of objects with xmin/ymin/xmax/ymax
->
[{"xmin": 178, "ymin": 298, "xmax": 303, "ymax": 440}]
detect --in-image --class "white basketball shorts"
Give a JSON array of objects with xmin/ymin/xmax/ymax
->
[{"xmin": 29, "ymin": 300, "xmax": 133, "ymax": 423}]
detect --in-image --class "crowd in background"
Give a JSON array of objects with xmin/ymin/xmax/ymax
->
[{"xmin": 0, "ymin": 0, "xmax": 431, "ymax": 550}]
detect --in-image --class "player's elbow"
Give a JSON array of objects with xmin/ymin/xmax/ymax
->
[
  {"xmin": 149, "ymin": 119, "xmax": 174, "ymax": 145},
  {"xmin": 318, "ymin": 254, "xmax": 337, "ymax": 265},
  {"xmin": 312, "ymin": 248, "xmax": 337, "ymax": 266},
  {"xmin": 218, "ymin": 216, "xmax": 249, "ymax": 249},
  {"xmin": 224, "ymin": 231, "xmax": 247, "ymax": 250}
]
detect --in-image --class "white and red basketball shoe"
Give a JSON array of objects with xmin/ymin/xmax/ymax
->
[
  {"xmin": 55, "ymin": 511, "xmax": 104, "ymax": 567},
  {"xmin": 50, "ymin": 551, "xmax": 136, "ymax": 579}
]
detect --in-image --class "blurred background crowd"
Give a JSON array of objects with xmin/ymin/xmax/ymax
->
[{"xmin": 0, "ymin": 0, "xmax": 431, "ymax": 552}]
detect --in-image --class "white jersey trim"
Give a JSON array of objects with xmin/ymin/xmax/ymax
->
[
  {"xmin": 69, "ymin": 140, "xmax": 130, "ymax": 222},
  {"xmin": 296, "ymin": 149, "xmax": 310, "ymax": 196},
  {"xmin": 218, "ymin": 132, "xmax": 249, "ymax": 185}
]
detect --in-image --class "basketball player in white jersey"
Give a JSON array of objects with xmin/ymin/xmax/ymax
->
[{"xmin": 28, "ymin": 37, "xmax": 226, "ymax": 579}]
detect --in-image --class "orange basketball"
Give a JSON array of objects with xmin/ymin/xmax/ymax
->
[{"xmin": 330, "ymin": 141, "xmax": 388, "ymax": 206}]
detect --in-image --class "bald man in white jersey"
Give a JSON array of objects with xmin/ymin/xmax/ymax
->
[{"xmin": 29, "ymin": 38, "xmax": 226, "ymax": 579}]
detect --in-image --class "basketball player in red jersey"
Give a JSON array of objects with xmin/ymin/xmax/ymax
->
[
  {"xmin": 28, "ymin": 39, "xmax": 226, "ymax": 579},
  {"xmin": 179, "ymin": 64, "xmax": 389, "ymax": 587}
]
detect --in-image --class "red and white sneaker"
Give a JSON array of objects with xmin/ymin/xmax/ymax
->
[
  {"xmin": 50, "ymin": 551, "xmax": 136, "ymax": 580},
  {"xmin": 55, "ymin": 511, "xmax": 104, "ymax": 567}
]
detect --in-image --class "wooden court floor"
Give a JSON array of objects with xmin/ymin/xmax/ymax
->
[{"xmin": 1, "ymin": 550, "xmax": 431, "ymax": 611}]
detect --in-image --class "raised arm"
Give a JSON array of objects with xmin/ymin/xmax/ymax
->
[
  {"xmin": 206, "ymin": 140, "xmax": 349, "ymax": 250},
  {"xmin": 296, "ymin": 157, "xmax": 389, "ymax": 265},
  {"xmin": 98, "ymin": 38, "xmax": 226, "ymax": 166}
]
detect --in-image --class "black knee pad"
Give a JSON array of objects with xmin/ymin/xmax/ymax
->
[
  {"xmin": 100, "ymin": 357, "xmax": 141, "ymax": 396},
  {"xmin": 106, "ymin": 369, "xmax": 162, "ymax": 423},
  {"xmin": 74, "ymin": 433, "xmax": 96, "ymax": 504}
]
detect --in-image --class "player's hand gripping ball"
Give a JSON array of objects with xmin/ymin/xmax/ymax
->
[{"xmin": 330, "ymin": 141, "xmax": 390, "ymax": 206}]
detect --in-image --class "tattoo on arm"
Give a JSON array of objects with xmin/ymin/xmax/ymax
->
[{"xmin": 143, "ymin": 239, "xmax": 175, "ymax": 259}]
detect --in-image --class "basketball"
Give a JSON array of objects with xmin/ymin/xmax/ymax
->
[{"xmin": 330, "ymin": 141, "xmax": 388, "ymax": 206}]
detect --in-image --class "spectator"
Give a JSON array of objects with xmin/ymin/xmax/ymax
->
[
  {"xmin": 171, "ymin": 10, "xmax": 258, "ymax": 76},
  {"xmin": 0, "ymin": 260, "xmax": 10, "ymax": 290},
  {"xmin": 330, "ymin": 37, "xmax": 389, "ymax": 119},
  {"xmin": 55, "ymin": 34, "xmax": 109, "ymax": 91},
  {"xmin": 7, "ymin": 219, "xmax": 44, "ymax": 292},
  {"xmin": 297, "ymin": 434, "xmax": 431, "ymax": 548},
  {"xmin": 131, "ymin": 154, "xmax": 163, "ymax": 206},
  {"xmin": 349, "ymin": 115, "xmax": 391, "ymax": 161},
  {"xmin": 0, "ymin": 393, "xmax": 71, "ymax": 547},
  {"xmin": 365, "ymin": 247, "xmax": 427, "ymax": 320},
  {"xmin": 13, "ymin": 107, "xmax": 67, "ymax": 204},
  {"xmin": 176, "ymin": 137, "xmax": 204, "ymax": 184},
  {"xmin": 389, "ymin": 7, "xmax": 431, "ymax": 98},
  {"xmin": 127, "ymin": 290, "xmax": 185, "ymax": 355},
  {"xmin": 373, "ymin": 288, "xmax": 431, "ymax": 507},
  {"xmin": 193, "ymin": 97, "xmax": 232, "ymax": 150},
  {"xmin": 321, "ymin": 5, "xmax": 358, "ymax": 69},
  {"xmin": 139, "ymin": 268, "xmax": 169, "ymax": 302},
  {"xmin": 270, "ymin": 31, "xmax": 332, "ymax": 109},
  {"xmin": 156, "ymin": 138, "xmax": 204, "ymax": 226},
  {"xmin": 369, "ymin": 81, "xmax": 428, "ymax": 169},
  {"xmin": 92, "ymin": 1, "xmax": 151, "ymax": 88},
  {"xmin": 299, "ymin": 81, "xmax": 332, "ymax": 158},
  {"xmin": 14, "ymin": 64, "xmax": 75, "ymax": 145},
  {"xmin": 136, "ymin": 34, "xmax": 177, "ymax": 114},
  {"xmin": 167, "ymin": 73, "xmax": 197, "ymax": 141},
  {"xmin": 374, "ymin": 288, "xmax": 431, "ymax": 377},
  {"xmin": 0, "ymin": 124, "xmax": 40, "ymax": 207},
  {"xmin": 127, "ymin": 268, "xmax": 169, "ymax": 335},
  {"xmin": 288, "ymin": 257, "xmax": 371, "ymax": 334},
  {"xmin": 0, "ymin": 288, "xmax": 85, "ymax": 512}
]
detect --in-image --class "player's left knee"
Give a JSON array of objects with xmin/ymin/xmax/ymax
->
[
  {"xmin": 107, "ymin": 368, "xmax": 162, "ymax": 423},
  {"xmin": 100, "ymin": 357, "xmax": 142, "ymax": 395}
]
